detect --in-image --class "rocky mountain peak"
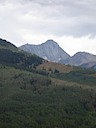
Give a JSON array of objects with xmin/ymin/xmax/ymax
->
[
  {"xmin": 19, "ymin": 40, "xmax": 70, "ymax": 62},
  {"xmin": 45, "ymin": 39, "xmax": 57, "ymax": 44},
  {"xmin": 60, "ymin": 51, "xmax": 96, "ymax": 66},
  {"xmin": 42, "ymin": 40, "xmax": 58, "ymax": 47}
]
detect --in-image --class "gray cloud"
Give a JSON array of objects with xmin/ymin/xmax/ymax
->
[
  {"xmin": 0, "ymin": 0, "xmax": 96, "ymax": 43},
  {"xmin": 0, "ymin": 0, "xmax": 96, "ymax": 56},
  {"xmin": 20, "ymin": 0, "xmax": 96, "ymax": 36}
]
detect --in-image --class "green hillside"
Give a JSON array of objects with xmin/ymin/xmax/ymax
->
[
  {"xmin": 0, "ymin": 39, "xmax": 43, "ymax": 70},
  {"xmin": 52, "ymin": 68, "xmax": 96, "ymax": 86},
  {"xmin": 0, "ymin": 39, "xmax": 17, "ymax": 51},
  {"xmin": 0, "ymin": 66, "xmax": 96, "ymax": 128},
  {"xmin": 0, "ymin": 38, "xmax": 96, "ymax": 128}
]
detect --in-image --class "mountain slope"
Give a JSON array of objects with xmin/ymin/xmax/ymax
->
[
  {"xmin": 19, "ymin": 40, "xmax": 70, "ymax": 62},
  {"xmin": 81, "ymin": 61, "xmax": 96, "ymax": 70},
  {"xmin": 0, "ymin": 38, "xmax": 43, "ymax": 69},
  {"xmin": 0, "ymin": 38, "xmax": 73, "ymax": 74},
  {"xmin": 37, "ymin": 61, "xmax": 73, "ymax": 73},
  {"xmin": 1, "ymin": 38, "xmax": 96, "ymax": 128},
  {"xmin": 1, "ymin": 60, "xmax": 96, "ymax": 128},
  {"xmin": 0, "ymin": 38, "xmax": 17, "ymax": 51},
  {"xmin": 60, "ymin": 52, "xmax": 96, "ymax": 66}
]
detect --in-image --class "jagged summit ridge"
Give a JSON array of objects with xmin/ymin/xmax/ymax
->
[
  {"xmin": 42, "ymin": 40, "xmax": 58, "ymax": 45},
  {"xmin": 19, "ymin": 40, "xmax": 70, "ymax": 62},
  {"xmin": 60, "ymin": 52, "xmax": 96, "ymax": 66},
  {"xmin": 19, "ymin": 40, "xmax": 96, "ymax": 68}
]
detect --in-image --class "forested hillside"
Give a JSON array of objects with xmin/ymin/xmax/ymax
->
[
  {"xmin": 0, "ymin": 39, "xmax": 43, "ymax": 70},
  {"xmin": 0, "ymin": 66, "xmax": 96, "ymax": 128},
  {"xmin": 0, "ymin": 39, "xmax": 96, "ymax": 128}
]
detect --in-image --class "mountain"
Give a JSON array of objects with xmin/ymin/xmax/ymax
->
[
  {"xmin": 0, "ymin": 38, "xmax": 17, "ymax": 51},
  {"xmin": 1, "ymin": 38, "xmax": 96, "ymax": 70},
  {"xmin": 0, "ymin": 38, "xmax": 43, "ymax": 69},
  {"xmin": 20, "ymin": 40, "xmax": 96, "ymax": 68},
  {"xmin": 19, "ymin": 40, "xmax": 70, "ymax": 62},
  {"xmin": 1, "ymin": 60, "xmax": 96, "ymax": 128},
  {"xmin": 80, "ymin": 61, "xmax": 96, "ymax": 70},
  {"xmin": 1, "ymin": 38, "xmax": 96, "ymax": 128},
  {"xmin": 60, "ymin": 52, "xmax": 96, "ymax": 67}
]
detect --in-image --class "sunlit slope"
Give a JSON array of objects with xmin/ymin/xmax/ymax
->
[{"xmin": 37, "ymin": 60, "xmax": 73, "ymax": 73}]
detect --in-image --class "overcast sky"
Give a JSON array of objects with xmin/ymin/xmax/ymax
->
[{"xmin": 0, "ymin": 0, "xmax": 96, "ymax": 56}]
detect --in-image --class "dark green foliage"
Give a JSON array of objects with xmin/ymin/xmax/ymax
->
[
  {"xmin": 0, "ymin": 38, "xmax": 43, "ymax": 71},
  {"xmin": 54, "ymin": 68, "xmax": 59, "ymax": 73},
  {"xmin": 0, "ymin": 66, "xmax": 96, "ymax": 128},
  {"xmin": 53, "ymin": 70, "xmax": 96, "ymax": 86},
  {"xmin": 0, "ymin": 38, "xmax": 17, "ymax": 50},
  {"xmin": 0, "ymin": 49, "xmax": 43, "ymax": 69}
]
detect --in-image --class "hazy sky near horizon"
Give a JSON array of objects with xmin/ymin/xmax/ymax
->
[{"xmin": 0, "ymin": 0, "xmax": 96, "ymax": 56}]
